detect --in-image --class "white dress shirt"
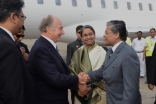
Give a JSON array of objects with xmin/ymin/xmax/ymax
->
[
  {"xmin": 112, "ymin": 41, "xmax": 123, "ymax": 52},
  {"xmin": 132, "ymin": 38, "xmax": 146, "ymax": 52},
  {"xmin": 150, "ymin": 35, "xmax": 156, "ymax": 44},
  {"xmin": 0, "ymin": 26, "xmax": 15, "ymax": 41},
  {"xmin": 41, "ymin": 35, "xmax": 57, "ymax": 49}
]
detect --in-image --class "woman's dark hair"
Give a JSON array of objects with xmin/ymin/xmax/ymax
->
[{"xmin": 80, "ymin": 25, "xmax": 95, "ymax": 37}]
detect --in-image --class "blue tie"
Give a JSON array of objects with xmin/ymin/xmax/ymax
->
[
  {"xmin": 56, "ymin": 46, "xmax": 59, "ymax": 53},
  {"xmin": 109, "ymin": 48, "xmax": 113, "ymax": 58}
]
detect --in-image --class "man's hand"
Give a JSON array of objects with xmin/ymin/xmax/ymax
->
[
  {"xmin": 148, "ymin": 84, "xmax": 154, "ymax": 91},
  {"xmin": 78, "ymin": 90, "xmax": 84, "ymax": 97},
  {"xmin": 20, "ymin": 47, "xmax": 25, "ymax": 55},
  {"xmin": 20, "ymin": 47, "xmax": 28, "ymax": 61},
  {"xmin": 78, "ymin": 84, "xmax": 91, "ymax": 97},
  {"xmin": 78, "ymin": 72, "xmax": 90, "ymax": 84},
  {"xmin": 142, "ymin": 55, "xmax": 145, "ymax": 61}
]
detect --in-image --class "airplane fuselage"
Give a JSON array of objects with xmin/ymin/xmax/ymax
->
[{"xmin": 23, "ymin": 0, "xmax": 156, "ymax": 45}]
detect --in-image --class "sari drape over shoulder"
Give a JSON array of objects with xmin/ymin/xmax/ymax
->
[{"xmin": 69, "ymin": 43, "xmax": 106, "ymax": 104}]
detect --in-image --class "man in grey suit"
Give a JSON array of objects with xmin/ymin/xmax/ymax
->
[{"xmin": 82, "ymin": 20, "xmax": 141, "ymax": 104}]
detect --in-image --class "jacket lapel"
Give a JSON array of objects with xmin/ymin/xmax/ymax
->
[
  {"xmin": 0, "ymin": 28, "xmax": 22, "ymax": 53},
  {"xmin": 40, "ymin": 37, "xmax": 70, "ymax": 73},
  {"xmin": 40, "ymin": 36, "xmax": 64, "ymax": 62},
  {"xmin": 104, "ymin": 42, "xmax": 126, "ymax": 69}
]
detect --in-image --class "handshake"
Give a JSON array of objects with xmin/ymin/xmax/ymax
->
[{"xmin": 77, "ymin": 72, "xmax": 91, "ymax": 97}]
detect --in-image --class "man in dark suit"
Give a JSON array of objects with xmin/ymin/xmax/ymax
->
[
  {"xmin": 0, "ymin": 0, "xmax": 34, "ymax": 104},
  {"xmin": 148, "ymin": 42, "xmax": 156, "ymax": 104},
  {"xmin": 66, "ymin": 25, "xmax": 83, "ymax": 65},
  {"xmin": 13, "ymin": 25, "xmax": 29, "ymax": 61},
  {"xmin": 148, "ymin": 43, "xmax": 156, "ymax": 104},
  {"xmin": 66, "ymin": 25, "xmax": 83, "ymax": 104},
  {"xmin": 81, "ymin": 20, "xmax": 141, "ymax": 104},
  {"xmin": 145, "ymin": 28, "xmax": 156, "ymax": 84},
  {"xmin": 28, "ymin": 15, "xmax": 90, "ymax": 104}
]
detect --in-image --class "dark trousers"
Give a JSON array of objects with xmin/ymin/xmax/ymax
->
[
  {"xmin": 35, "ymin": 97, "xmax": 69, "ymax": 104},
  {"xmin": 146, "ymin": 56, "xmax": 152, "ymax": 78},
  {"xmin": 71, "ymin": 89, "xmax": 75, "ymax": 104}
]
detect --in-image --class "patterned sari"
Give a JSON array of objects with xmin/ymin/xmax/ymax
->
[{"xmin": 69, "ymin": 43, "xmax": 106, "ymax": 104}]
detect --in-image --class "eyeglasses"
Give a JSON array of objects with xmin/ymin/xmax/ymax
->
[
  {"xmin": 15, "ymin": 13, "xmax": 26, "ymax": 20},
  {"xmin": 19, "ymin": 15, "xmax": 26, "ymax": 20},
  {"xmin": 77, "ymin": 32, "xmax": 81, "ymax": 34},
  {"xmin": 15, "ymin": 35, "xmax": 25, "ymax": 38}
]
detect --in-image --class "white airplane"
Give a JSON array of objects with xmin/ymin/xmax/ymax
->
[{"xmin": 23, "ymin": 0, "xmax": 156, "ymax": 46}]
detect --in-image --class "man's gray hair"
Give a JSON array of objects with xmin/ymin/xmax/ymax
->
[
  {"xmin": 106, "ymin": 20, "xmax": 125, "ymax": 34},
  {"xmin": 106, "ymin": 20, "xmax": 127, "ymax": 41},
  {"xmin": 38, "ymin": 15, "xmax": 54, "ymax": 32}
]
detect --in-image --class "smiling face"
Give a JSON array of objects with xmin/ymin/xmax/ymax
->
[
  {"xmin": 150, "ymin": 29, "xmax": 156, "ymax": 38},
  {"xmin": 81, "ymin": 28, "xmax": 95, "ymax": 48}
]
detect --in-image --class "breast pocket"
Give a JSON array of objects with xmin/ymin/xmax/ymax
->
[{"xmin": 112, "ymin": 66, "xmax": 117, "ymax": 68}]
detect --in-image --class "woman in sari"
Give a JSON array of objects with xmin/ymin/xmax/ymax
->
[{"xmin": 69, "ymin": 25, "xmax": 106, "ymax": 104}]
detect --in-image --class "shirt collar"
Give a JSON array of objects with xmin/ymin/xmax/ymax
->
[
  {"xmin": 150, "ymin": 35, "xmax": 156, "ymax": 39},
  {"xmin": 41, "ymin": 35, "xmax": 56, "ymax": 49},
  {"xmin": 112, "ymin": 41, "xmax": 123, "ymax": 52},
  {"xmin": 0, "ymin": 26, "xmax": 15, "ymax": 41},
  {"xmin": 137, "ymin": 38, "xmax": 143, "ymax": 40}
]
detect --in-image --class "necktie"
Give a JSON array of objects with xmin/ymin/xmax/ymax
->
[
  {"xmin": 15, "ymin": 41, "xmax": 20, "ymax": 50},
  {"xmin": 109, "ymin": 48, "xmax": 113, "ymax": 58},
  {"xmin": 56, "ymin": 46, "xmax": 59, "ymax": 53}
]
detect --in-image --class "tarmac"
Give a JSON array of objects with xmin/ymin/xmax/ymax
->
[{"xmin": 23, "ymin": 39, "xmax": 156, "ymax": 104}]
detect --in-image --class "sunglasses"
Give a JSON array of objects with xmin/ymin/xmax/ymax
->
[
  {"xmin": 15, "ymin": 35, "xmax": 25, "ymax": 38},
  {"xmin": 77, "ymin": 32, "xmax": 81, "ymax": 34}
]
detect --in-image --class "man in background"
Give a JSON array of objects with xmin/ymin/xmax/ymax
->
[
  {"xmin": 0, "ymin": 0, "xmax": 34, "ymax": 104},
  {"xmin": 132, "ymin": 31, "xmax": 146, "ymax": 78},
  {"xmin": 66, "ymin": 25, "xmax": 83, "ymax": 104},
  {"xmin": 66, "ymin": 25, "xmax": 83, "ymax": 65},
  {"xmin": 145, "ymin": 28, "xmax": 156, "ymax": 82},
  {"xmin": 13, "ymin": 25, "xmax": 29, "ymax": 61},
  {"xmin": 126, "ymin": 31, "xmax": 132, "ymax": 46}
]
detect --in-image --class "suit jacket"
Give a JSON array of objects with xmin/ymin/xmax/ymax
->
[
  {"xmin": 28, "ymin": 36, "xmax": 78, "ymax": 104},
  {"xmin": 19, "ymin": 42, "xmax": 29, "ymax": 54},
  {"xmin": 88, "ymin": 42, "xmax": 141, "ymax": 104},
  {"xmin": 66, "ymin": 39, "xmax": 83, "ymax": 65},
  {"xmin": 148, "ymin": 43, "xmax": 156, "ymax": 85},
  {"xmin": 0, "ymin": 28, "xmax": 34, "ymax": 104}
]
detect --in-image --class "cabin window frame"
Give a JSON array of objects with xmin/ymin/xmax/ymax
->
[
  {"xmin": 113, "ymin": 1, "xmax": 118, "ymax": 9},
  {"xmin": 55, "ymin": 0, "xmax": 61, "ymax": 6}
]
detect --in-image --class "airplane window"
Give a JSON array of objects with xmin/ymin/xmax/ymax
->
[
  {"xmin": 72, "ymin": 0, "xmax": 77, "ymax": 7},
  {"xmin": 138, "ymin": 3, "xmax": 143, "ymax": 11},
  {"xmin": 87, "ymin": 0, "xmax": 92, "ymax": 7},
  {"xmin": 101, "ymin": 0, "xmax": 106, "ymax": 8},
  {"xmin": 55, "ymin": 0, "xmax": 61, "ymax": 6},
  {"xmin": 113, "ymin": 1, "xmax": 118, "ymax": 9},
  {"xmin": 37, "ymin": 0, "xmax": 43, "ymax": 4},
  {"xmin": 127, "ymin": 2, "xmax": 131, "ymax": 10},
  {"xmin": 149, "ymin": 3, "xmax": 153, "ymax": 11}
]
